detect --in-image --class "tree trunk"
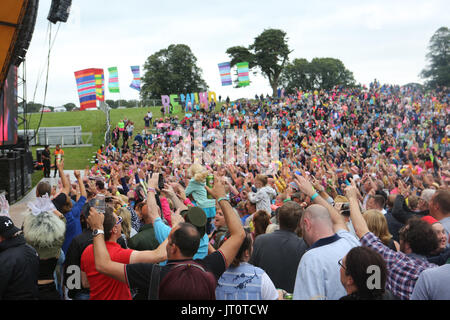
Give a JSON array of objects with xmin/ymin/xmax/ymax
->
[{"xmin": 271, "ymin": 82, "xmax": 278, "ymax": 97}]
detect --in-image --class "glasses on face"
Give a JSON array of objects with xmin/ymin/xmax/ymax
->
[
  {"xmin": 338, "ymin": 258, "xmax": 346, "ymax": 270},
  {"xmin": 116, "ymin": 216, "xmax": 123, "ymax": 225}
]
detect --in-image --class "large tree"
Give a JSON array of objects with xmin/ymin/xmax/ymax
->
[
  {"xmin": 226, "ymin": 29, "xmax": 291, "ymax": 97},
  {"xmin": 141, "ymin": 44, "xmax": 208, "ymax": 100},
  {"xmin": 281, "ymin": 57, "xmax": 356, "ymax": 93},
  {"xmin": 420, "ymin": 26, "xmax": 450, "ymax": 88}
]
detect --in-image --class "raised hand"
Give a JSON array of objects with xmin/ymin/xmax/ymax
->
[
  {"xmin": 293, "ymin": 173, "xmax": 316, "ymax": 198},
  {"xmin": 87, "ymin": 207, "xmax": 105, "ymax": 230},
  {"xmin": 148, "ymin": 172, "xmax": 159, "ymax": 190}
]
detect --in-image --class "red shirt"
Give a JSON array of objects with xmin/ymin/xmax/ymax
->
[{"xmin": 81, "ymin": 241, "xmax": 133, "ymax": 300}]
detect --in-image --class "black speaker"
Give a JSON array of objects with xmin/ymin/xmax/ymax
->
[
  {"xmin": 36, "ymin": 148, "xmax": 44, "ymax": 163},
  {"xmin": 47, "ymin": 0, "xmax": 72, "ymax": 24},
  {"xmin": 0, "ymin": 156, "xmax": 16, "ymax": 203},
  {"xmin": 12, "ymin": 0, "xmax": 39, "ymax": 67},
  {"xmin": 25, "ymin": 150, "xmax": 34, "ymax": 174},
  {"xmin": 7, "ymin": 151, "xmax": 23, "ymax": 201},
  {"xmin": 15, "ymin": 169, "xmax": 23, "ymax": 200},
  {"xmin": 15, "ymin": 148, "xmax": 32, "ymax": 195}
]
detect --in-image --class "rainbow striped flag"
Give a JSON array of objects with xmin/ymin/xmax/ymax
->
[
  {"xmin": 93, "ymin": 68, "xmax": 105, "ymax": 101},
  {"xmin": 236, "ymin": 62, "xmax": 250, "ymax": 87},
  {"xmin": 108, "ymin": 66, "xmax": 120, "ymax": 93},
  {"xmin": 218, "ymin": 62, "xmax": 232, "ymax": 86},
  {"xmin": 74, "ymin": 68, "xmax": 97, "ymax": 110},
  {"xmin": 129, "ymin": 65, "xmax": 141, "ymax": 91}
]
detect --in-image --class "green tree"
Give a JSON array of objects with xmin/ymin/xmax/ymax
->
[
  {"xmin": 141, "ymin": 44, "xmax": 208, "ymax": 100},
  {"xmin": 105, "ymin": 99, "xmax": 118, "ymax": 108},
  {"xmin": 420, "ymin": 26, "xmax": 450, "ymax": 88},
  {"xmin": 280, "ymin": 58, "xmax": 313, "ymax": 93},
  {"xmin": 281, "ymin": 57, "xmax": 355, "ymax": 92},
  {"xmin": 24, "ymin": 102, "xmax": 43, "ymax": 113},
  {"xmin": 226, "ymin": 29, "xmax": 291, "ymax": 96},
  {"xmin": 63, "ymin": 103, "xmax": 77, "ymax": 111}
]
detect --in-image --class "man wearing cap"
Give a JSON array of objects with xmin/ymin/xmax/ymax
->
[{"xmin": 0, "ymin": 216, "xmax": 39, "ymax": 300}]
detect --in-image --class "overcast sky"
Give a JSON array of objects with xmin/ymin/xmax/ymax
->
[{"xmin": 23, "ymin": 0, "xmax": 449, "ymax": 107}]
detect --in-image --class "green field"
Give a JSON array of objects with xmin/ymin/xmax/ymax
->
[{"xmin": 21, "ymin": 104, "xmax": 222, "ymax": 169}]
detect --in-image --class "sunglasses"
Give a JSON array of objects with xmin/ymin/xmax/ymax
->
[
  {"xmin": 338, "ymin": 258, "xmax": 346, "ymax": 270},
  {"xmin": 116, "ymin": 216, "xmax": 123, "ymax": 225}
]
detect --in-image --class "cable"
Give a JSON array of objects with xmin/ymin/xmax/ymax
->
[{"xmin": 28, "ymin": 21, "xmax": 61, "ymax": 142}]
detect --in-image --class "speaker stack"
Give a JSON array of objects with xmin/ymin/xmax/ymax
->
[
  {"xmin": 10, "ymin": 151, "xmax": 22, "ymax": 201},
  {"xmin": 15, "ymin": 147, "xmax": 32, "ymax": 196},
  {"xmin": 0, "ymin": 155, "xmax": 17, "ymax": 203},
  {"xmin": 12, "ymin": 0, "xmax": 39, "ymax": 67},
  {"xmin": 0, "ymin": 149, "xmax": 33, "ymax": 204}
]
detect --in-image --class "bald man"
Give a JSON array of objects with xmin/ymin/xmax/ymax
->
[{"xmin": 292, "ymin": 190, "xmax": 360, "ymax": 300}]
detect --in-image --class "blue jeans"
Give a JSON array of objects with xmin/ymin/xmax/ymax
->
[
  {"xmin": 72, "ymin": 292, "xmax": 90, "ymax": 300},
  {"xmin": 53, "ymin": 249, "xmax": 65, "ymax": 298}
]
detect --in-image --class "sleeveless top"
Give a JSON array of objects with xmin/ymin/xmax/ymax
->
[{"xmin": 215, "ymin": 262, "xmax": 265, "ymax": 300}]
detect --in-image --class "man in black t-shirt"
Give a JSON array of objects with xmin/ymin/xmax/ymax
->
[
  {"xmin": 41, "ymin": 145, "xmax": 51, "ymax": 178},
  {"xmin": 86, "ymin": 173, "xmax": 245, "ymax": 299}
]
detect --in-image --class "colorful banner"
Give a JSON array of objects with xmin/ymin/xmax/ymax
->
[
  {"xmin": 236, "ymin": 62, "xmax": 250, "ymax": 87},
  {"xmin": 74, "ymin": 68, "xmax": 97, "ymax": 110},
  {"xmin": 93, "ymin": 68, "xmax": 105, "ymax": 101},
  {"xmin": 108, "ymin": 66, "xmax": 120, "ymax": 93},
  {"xmin": 218, "ymin": 62, "xmax": 232, "ymax": 86},
  {"xmin": 162, "ymin": 91, "xmax": 217, "ymax": 113},
  {"xmin": 129, "ymin": 65, "xmax": 141, "ymax": 91}
]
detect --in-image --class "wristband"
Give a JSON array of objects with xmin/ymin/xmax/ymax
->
[
  {"xmin": 148, "ymin": 187, "xmax": 156, "ymax": 193},
  {"xmin": 217, "ymin": 197, "xmax": 228, "ymax": 203},
  {"xmin": 283, "ymin": 198, "xmax": 291, "ymax": 203},
  {"xmin": 311, "ymin": 192, "xmax": 319, "ymax": 201}
]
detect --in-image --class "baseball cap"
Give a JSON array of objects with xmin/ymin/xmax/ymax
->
[
  {"xmin": 0, "ymin": 216, "xmax": 21, "ymax": 239},
  {"xmin": 421, "ymin": 215, "xmax": 439, "ymax": 225},
  {"xmin": 180, "ymin": 207, "xmax": 207, "ymax": 237}
]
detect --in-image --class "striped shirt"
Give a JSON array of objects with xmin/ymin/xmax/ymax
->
[{"xmin": 360, "ymin": 232, "xmax": 438, "ymax": 300}]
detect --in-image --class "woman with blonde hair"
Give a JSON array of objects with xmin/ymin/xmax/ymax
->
[
  {"xmin": 363, "ymin": 210, "xmax": 400, "ymax": 251},
  {"xmin": 23, "ymin": 196, "xmax": 66, "ymax": 300}
]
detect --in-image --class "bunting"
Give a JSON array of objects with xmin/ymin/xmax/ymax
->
[
  {"xmin": 236, "ymin": 62, "xmax": 250, "ymax": 87},
  {"xmin": 74, "ymin": 68, "xmax": 97, "ymax": 110},
  {"xmin": 218, "ymin": 62, "xmax": 232, "ymax": 86},
  {"xmin": 129, "ymin": 65, "xmax": 141, "ymax": 91},
  {"xmin": 108, "ymin": 66, "xmax": 120, "ymax": 93},
  {"xmin": 93, "ymin": 68, "xmax": 105, "ymax": 101}
]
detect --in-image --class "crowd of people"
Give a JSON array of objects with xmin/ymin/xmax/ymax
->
[{"xmin": 0, "ymin": 81, "xmax": 449, "ymax": 300}]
